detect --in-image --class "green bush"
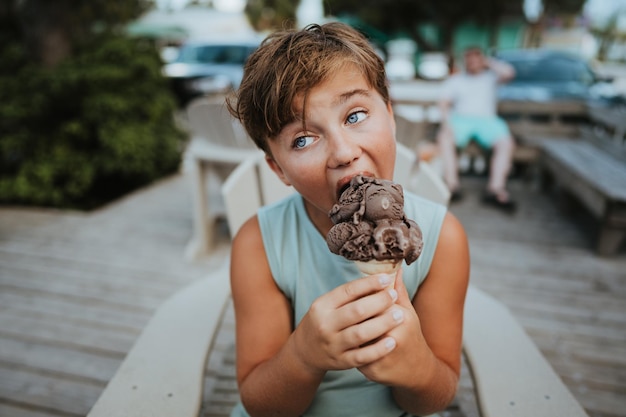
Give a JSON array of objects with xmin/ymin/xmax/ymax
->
[{"xmin": 0, "ymin": 34, "xmax": 186, "ymax": 209}]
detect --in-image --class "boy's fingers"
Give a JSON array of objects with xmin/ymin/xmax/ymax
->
[
  {"xmin": 393, "ymin": 269, "xmax": 413, "ymax": 308},
  {"xmin": 346, "ymin": 336, "xmax": 397, "ymax": 368},
  {"xmin": 335, "ymin": 287, "xmax": 397, "ymax": 329},
  {"xmin": 332, "ymin": 272, "xmax": 395, "ymax": 307}
]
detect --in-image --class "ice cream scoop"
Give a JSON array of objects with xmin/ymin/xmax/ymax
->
[{"xmin": 326, "ymin": 175, "xmax": 423, "ymax": 281}]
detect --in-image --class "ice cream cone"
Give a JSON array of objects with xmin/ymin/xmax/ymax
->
[{"xmin": 354, "ymin": 260, "xmax": 401, "ymax": 289}]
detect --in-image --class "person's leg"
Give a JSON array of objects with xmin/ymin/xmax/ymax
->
[
  {"xmin": 436, "ymin": 123, "xmax": 460, "ymax": 193},
  {"xmin": 475, "ymin": 117, "xmax": 516, "ymax": 211},
  {"xmin": 437, "ymin": 114, "xmax": 471, "ymax": 198},
  {"xmin": 487, "ymin": 135, "xmax": 515, "ymax": 197}
]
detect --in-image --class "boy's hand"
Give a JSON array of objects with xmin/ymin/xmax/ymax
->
[
  {"xmin": 292, "ymin": 271, "xmax": 404, "ymax": 375},
  {"xmin": 356, "ymin": 270, "xmax": 433, "ymax": 387}
]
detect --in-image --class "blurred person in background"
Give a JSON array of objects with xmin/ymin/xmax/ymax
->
[{"xmin": 436, "ymin": 46, "xmax": 517, "ymax": 212}]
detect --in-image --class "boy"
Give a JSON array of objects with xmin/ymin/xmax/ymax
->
[{"xmin": 226, "ymin": 23, "xmax": 469, "ymax": 417}]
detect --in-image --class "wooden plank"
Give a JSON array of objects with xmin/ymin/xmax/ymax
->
[
  {"xmin": 0, "ymin": 257, "xmax": 178, "ymax": 296},
  {"xmin": 0, "ymin": 290, "xmax": 151, "ymax": 329},
  {"xmin": 502, "ymin": 297, "xmax": 626, "ymax": 330},
  {"xmin": 0, "ymin": 308, "xmax": 137, "ymax": 356},
  {"xmin": 0, "ymin": 367, "xmax": 103, "ymax": 417},
  {"xmin": 0, "ymin": 268, "xmax": 170, "ymax": 310},
  {"xmin": 0, "ymin": 250, "xmax": 194, "ymax": 288},
  {"xmin": 0, "ymin": 336, "xmax": 121, "ymax": 383},
  {"xmin": 0, "ymin": 239, "xmax": 211, "ymax": 279},
  {"xmin": 558, "ymin": 386, "xmax": 626, "ymax": 417},
  {"xmin": 0, "ymin": 404, "xmax": 71, "ymax": 417},
  {"xmin": 542, "ymin": 141, "xmax": 626, "ymax": 200},
  {"xmin": 0, "ymin": 282, "xmax": 157, "ymax": 319}
]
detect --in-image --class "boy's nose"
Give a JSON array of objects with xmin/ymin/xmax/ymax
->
[{"xmin": 327, "ymin": 131, "xmax": 361, "ymax": 168}]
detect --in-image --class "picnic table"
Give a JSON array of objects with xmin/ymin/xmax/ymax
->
[{"xmin": 539, "ymin": 105, "xmax": 626, "ymax": 256}]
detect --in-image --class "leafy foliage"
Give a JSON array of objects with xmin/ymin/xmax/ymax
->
[
  {"xmin": 325, "ymin": 0, "xmax": 524, "ymax": 51},
  {"xmin": 11, "ymin": 0, "xmax": 152, "ymax": 66},
  {"xmin": 542, "ymin": 0, "xmax": 586, "ymax": 15},
  {"xmin": 0, "ymin": 34, "xmax": 185, "ymax": 209},
  {"xmin": 245, "ymin": 0, "xmax": 300, "ymax": 31},
  {"xmin": 324, "ymin": 0, "xmax": 586, "ymax": 53}
]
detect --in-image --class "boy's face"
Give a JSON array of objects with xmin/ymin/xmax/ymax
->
[{"xmin": 266, "ymin": 64, "xmax": 397, "ymax": 232}]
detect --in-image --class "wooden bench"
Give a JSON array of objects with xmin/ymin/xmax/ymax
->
[
  {"xmin": 586, "ymin": 104, "xmax": 626, "ymax": 147},
  {"xmin": 540, "ymin": 105, "xmax": 626, "ymax": 256},
  {"xmin": 499, "ymin": 100, "xmax": 588, "ymax": 163}
]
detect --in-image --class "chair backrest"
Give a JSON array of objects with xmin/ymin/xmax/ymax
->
[
  {"xmin": 409, "ymin": 160, "xmax": 450, "ymax": 206},
  {"xmin": 187, "ymin": 96, "xmax": 256, "ymax": 149},
  {"xmin": 221, "ymin": 151, "xmax": 294, "ymax": 236},
  {"xmin": 222, "ymin": 142, "xmax": 449, "ymax": 237}
]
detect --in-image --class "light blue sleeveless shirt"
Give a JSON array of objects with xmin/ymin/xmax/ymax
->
[{"xmin": 230, "ymin": 191, "xmax": 447, "ymax": 417}]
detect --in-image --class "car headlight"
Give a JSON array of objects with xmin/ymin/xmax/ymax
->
[
  {"xmin": 162, "ymin": 63, "xmax": 189, "ymax": 78},
  {"xmin": 189, "ymin": 75, "xmax": 232, "ymax": 94}
]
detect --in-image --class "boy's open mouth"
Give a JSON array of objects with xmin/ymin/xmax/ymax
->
[
  {"xmin": 336, "ymin": 171, "xmax": 376, "ymax": 200},
  {"xmin": 337, "ymin": 182, "xmax": 351, "ymax": 200}
]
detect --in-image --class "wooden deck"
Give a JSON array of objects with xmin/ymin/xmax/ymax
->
[{"xmin": 1, "ymin": 171, "xmax": 625, "ymax": 417}]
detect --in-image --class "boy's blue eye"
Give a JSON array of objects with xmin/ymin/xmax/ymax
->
[
  {"xmin": 347, "ymin": 111, "xmax": 366, "ymax": 124},
  {"xmin": 294, "ymin": 136, "xmax": 314, "ymax": 149}
]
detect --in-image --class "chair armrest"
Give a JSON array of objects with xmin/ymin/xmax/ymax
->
[
  {"xmin": 411, "ymin": 161, "xmax": 450, "ymax": 206},
  {"xmin": 394, "ymin": 142, "xmax": 417, "ymax": 187},
  {"xmin": 88, "ymin": 262, "xmax": 231, "ymax": 417},
  {"xmin": 463, "ymin": 286, "xmax": 588, "ymax": 417},
  {"xmin": 187, "ymin": 139, "xmax": 260, "ymax": 165}
]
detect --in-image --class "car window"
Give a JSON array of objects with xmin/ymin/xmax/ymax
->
[
  {"xmin": 178, "ymin": 45, "xmax": 253, "ymax": 65},
  {"xmin": 507, "ymin": 56, "xmax": 595, "ymax": 84}
]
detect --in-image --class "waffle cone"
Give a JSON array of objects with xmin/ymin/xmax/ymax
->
[{"xmin": 355, "ymin": 260, "xmax": 401, "ymax": 289}]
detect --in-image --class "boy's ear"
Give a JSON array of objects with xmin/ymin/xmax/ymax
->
[
  {"xmin": 265, "ymin": 156, "xmax": 292, "ymax": 186},
  {"xmin": 388, "ymin": 101, "xmax": 396, "ymax": 138}
]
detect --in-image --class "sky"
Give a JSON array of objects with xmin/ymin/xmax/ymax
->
[{"xmin": 584, "ymin": 0, "xmax": 626, "ymax": 26}]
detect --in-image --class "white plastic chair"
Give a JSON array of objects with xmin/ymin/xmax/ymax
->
[
  {"xmin": 184, "ymin": 96, "xmax": 259, "ymax": 261},
  {"xmin": 219, "ymin": 149, "xmax": 589, "ymax": 417},
  {"xmin": 87, "ymin": 144, "xmax": 588, "ymax": 417}
]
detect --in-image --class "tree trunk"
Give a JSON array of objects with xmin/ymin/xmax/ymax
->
[{"xmin": 16, "ymin": 0, "xmax": 73, "ymax": 67}]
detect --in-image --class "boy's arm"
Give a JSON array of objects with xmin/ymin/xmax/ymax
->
[
  {"xmin": 230, "ymin": 216, "xmax": 323, "ymax": 416},
  {"xmin": 357, "ymin": 212, "xmax": 469, "ymax": 415},
  {"xmin": 395, "ymin": 212, "xmax": 469, "ymax": 414}
]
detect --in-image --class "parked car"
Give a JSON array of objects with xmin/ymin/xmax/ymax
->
[
  {"xmin": 495, "ymin": 49, "xmax": 625, "ymax": 107},
  {"xmin": 162, "ymin": 37, "xmax": 261, "ymax": 106}
]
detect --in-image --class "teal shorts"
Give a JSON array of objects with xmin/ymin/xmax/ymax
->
[{"xmin": 449, "ymin": 113, "xmax": 511, "ymax": 148}]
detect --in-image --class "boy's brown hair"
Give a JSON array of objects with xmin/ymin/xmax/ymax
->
[{"xmin": 226, "ymin": 22, "xmax": 389, "ymax": 155}]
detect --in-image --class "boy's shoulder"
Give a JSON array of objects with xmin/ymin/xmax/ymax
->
[
  {"xmin": 260, "ymin": 192, "xmax": 300, "ymax": 213},
  {"xmin": 258, "ymin": 192, "xmax": 302, "ymax": 227},
  {"xmin": 404, "ymin": 190, "xmax": 445, "ymax": 209},
  {"xmin": 404, "ymin": 190, "xmax": 447, "ymax": 229}
]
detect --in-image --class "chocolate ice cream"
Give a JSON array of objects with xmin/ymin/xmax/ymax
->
[{"xmin": 326, "ymin": 175, "xmax": 423, "ymax": 274}]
